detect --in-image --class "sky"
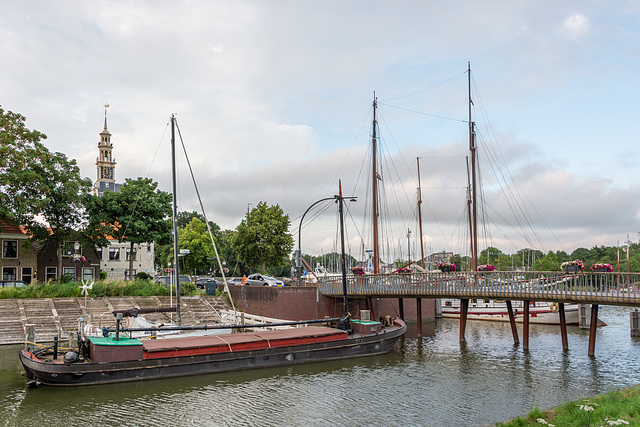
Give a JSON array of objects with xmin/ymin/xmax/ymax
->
[{"xmin": 1, "ymin": 1, "xmax": 639, "ymax": 264}]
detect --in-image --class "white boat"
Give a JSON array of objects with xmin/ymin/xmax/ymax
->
[{"xmin": 441, "ymin": 299, "xmax": 580, "ymax": 325}]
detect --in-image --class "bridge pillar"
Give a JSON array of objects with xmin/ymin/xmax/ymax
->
[
  {"xmin": 506, "ymin": 300, "xmax": 519, "ymax": 345},
  {"xmin": 523, "ymin": 300, "xmax": 530, "ymax": 351},
  {"xmin": 398, "ymin": 298, "xmax": 404, "ymax": 320},
  {"xmin": 416, "ymin": 298, "xmax": 422, "ymax": 337},
  {"xmin": 558, "ymin": 303, "xmax": 568, "ymax": 350},
  {"xmin": 459, "ymin": 299, "xmax": 469, "ymax": 343},
  {"xmin": 588, "ymin": 304, "xmax": 599, "ymax": 356}
]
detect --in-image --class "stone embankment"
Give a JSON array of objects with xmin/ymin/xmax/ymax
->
[{"xmin": 0, "ymin": 295, "xmax": 230, "ymax": 345}]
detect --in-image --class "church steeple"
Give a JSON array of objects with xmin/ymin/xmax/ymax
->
[{"xmin": 95, "ymin": 103, "xmax": 116, "ymax": 189}]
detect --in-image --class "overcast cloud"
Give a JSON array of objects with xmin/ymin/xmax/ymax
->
[{"xmin": 1, "ymin": 1, "xmax": 638, "ymax": 262}]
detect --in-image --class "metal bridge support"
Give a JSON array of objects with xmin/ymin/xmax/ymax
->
[
  {"xmin": 558, "ymin": 303, "xmax": 568, "ymax": 350},
  {"xmin": 460, "ymin": 299, "xmax": 469, "ymax": 343},
  {"xmin": 588, "ymin": 304, "xmax": 599, "ymax": 356},
  {"xmin": 506, "ymin": 300, "xmax": 519, "ymax": 345},
  {"xmin": 523, "ymin": 300, "xmax": 530, "ymax": 351},
  {"xmin": 416, "ymin": 298, "xmax": 422, "ymax": 337}
]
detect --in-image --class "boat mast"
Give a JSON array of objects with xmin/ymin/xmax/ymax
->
[
  {"xmin": 372, "ymin": 94, "xmax": 380, "ymax": 274},
  {"xmin": 417, "ymin": 157, "xmax": 425, "ymax": 269},
  {"xmin": 338, "ymin": 180, "xmax": 349, "ymax": 319},
  {"xmin": 468, "ymin": 62, "xmax": 478, "ymax": 271},
  {"xmin": 170, "ymin": 115, "xmax": 181, "ymax": 324}
]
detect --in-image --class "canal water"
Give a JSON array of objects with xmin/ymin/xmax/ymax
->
[{"xmin": 1, "ymin": 306, "xmax": 639, "ymax": 426}]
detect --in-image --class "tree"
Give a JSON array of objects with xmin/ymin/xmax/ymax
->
[
  {"xmin": 1, "ymin": 107, "xmax": 94, "ymax": 277},
  {"xmin": 86, "ymin": 177, "xmax": 172, "ymax": 280},
  {"xmin": 177, "ymin": 218, "xmax": 216, "ymax": 276},
  {"xmin": 233, "ymin": 202, "xmax": 294, "ymax": 272}
]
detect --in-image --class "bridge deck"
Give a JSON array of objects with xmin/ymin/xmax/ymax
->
[{"xmin": 317, "ymin": 271, "xmax": 640, "ymax": 307}]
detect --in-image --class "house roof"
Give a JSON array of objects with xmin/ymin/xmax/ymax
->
[{"xmin": 0, "ymin": 220, "xmax": 27, "ymax": 235}]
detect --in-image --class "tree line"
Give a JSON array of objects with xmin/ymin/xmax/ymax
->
[{"xmin": 0, "ymin": 107, "xmax": 294, "ymax": 279}]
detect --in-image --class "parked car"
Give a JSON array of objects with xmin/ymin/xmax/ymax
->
[
  {"xmin": 226, "ymin": 277, "xmax": 245, "ymax": 286},
  {"xmin": 0, "ymin": 280, "xmax": 27, "ymax": 288},
  {"xmin": 154, "ymin": 275, "xmax": 192, "ymax": 287},
  {"xmin": 246, "ymin": 274, "xmax": 284, "ymax": 287},
  {"xmin": 195, "ymin": 277, "xmax": 217, "ymax": 289}
]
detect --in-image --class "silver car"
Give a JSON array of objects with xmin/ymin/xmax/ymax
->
[{"xmin": 246, "ymin": 274, "xmax": 284, "ymax": 287}]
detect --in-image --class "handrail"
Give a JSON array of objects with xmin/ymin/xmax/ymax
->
[{"xmin": 316, "ymin": 271, "xmax": 640, "ymax": 307}]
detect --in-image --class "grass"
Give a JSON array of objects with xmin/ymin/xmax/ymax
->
[
  {"xmin": 0, "ymin": 280, "xmax": 200, "ymax": 299},
  {"xmin": 496, "ymin": 386, "xmax": 640, "ymax": 426}
]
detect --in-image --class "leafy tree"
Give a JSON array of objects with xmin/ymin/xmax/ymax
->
[
  {"xmin": 233, "ymin": 202, "xmax": 294, "ymax": 272},
  {"xmin": 1, "ymin": 107, "xmax": 95, "ymax": 277},
  {"xmin": 177, "ymin": 217, "xmax": 216, "ymax": 276},
  {"xmin": 86, "ymin": 177, "xmax": 172, "ymax": 280},
  {"xmin": 177, "ymin": 211, "xmax": 205, "ymax": 229}
]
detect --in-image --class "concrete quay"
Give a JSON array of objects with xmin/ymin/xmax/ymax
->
[{"xmin": 0, "ymin": 295, "xmax": 230, "ymax": 345}]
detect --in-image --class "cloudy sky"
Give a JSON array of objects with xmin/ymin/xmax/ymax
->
[{"xmin": 2, "ymin": 1, "xmax": 639, "ymax": 263}]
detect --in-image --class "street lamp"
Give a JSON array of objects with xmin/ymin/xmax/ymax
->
[
  {"xmin": 297, "ymin": 194, "xmax": 356, "ymax": 287},
  {"xmin": 73, "ymin": 241, "xmax": 80, "ymax": 282}
]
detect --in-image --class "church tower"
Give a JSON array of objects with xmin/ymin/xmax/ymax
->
[{"xmin": 94, "ymin": 104, "xmax": 120, "ymax": 196}]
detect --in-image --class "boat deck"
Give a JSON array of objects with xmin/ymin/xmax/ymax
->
[{"xmin": 141, "ymin": 326, "xmax": 348, "ymax": 359}]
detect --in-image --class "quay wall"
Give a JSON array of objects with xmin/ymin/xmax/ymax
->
[{"xmin": 224, "ymin": 284, "xmax": 437, "ymax": 322}]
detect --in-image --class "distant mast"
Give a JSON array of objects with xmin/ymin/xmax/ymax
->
[
  {"xmin": 371, "ymin": 94, "xmax": 380, "ymax": 274},
  {"xmin": 468, "ymin": 62, "xmax": 478, "ymax": 271}
]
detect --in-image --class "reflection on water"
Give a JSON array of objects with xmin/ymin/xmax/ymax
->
[{"xmin": 1, "ymin": 306, "xmax": 639, "ymax": 426}]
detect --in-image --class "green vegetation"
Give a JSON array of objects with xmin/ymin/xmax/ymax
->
[
  {"xmin": 496, "ymin": 386, "xmax": 640, "ymax": 426},
  {"xmin": 0, "ymin": 280, "xmax": 199, "ymax": 299}
]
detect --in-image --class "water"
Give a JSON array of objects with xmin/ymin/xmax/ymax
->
[{"xmin": 1, "ymin": 306, "xmax": 639, "ymax": 426}]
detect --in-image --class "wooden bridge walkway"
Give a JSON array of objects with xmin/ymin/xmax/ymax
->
[{"xmin": 318, "ymin": 271, "xmax": 640, "ymax": 355}]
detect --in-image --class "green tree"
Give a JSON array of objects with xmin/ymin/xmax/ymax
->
[
  {"xmin": 177, "ymin": 218, "xmax": 216, "ymax": 276},
  {"xmin": 86, "ymin": 177, "xmax": 172, "ymax": 280},
  {"xmin": 1, "ymin": 107, "xmax": 96, "ymax": 277},
  {"xmin": 233, "ymin": 202, "xmax": 294, "ymax": 272}
]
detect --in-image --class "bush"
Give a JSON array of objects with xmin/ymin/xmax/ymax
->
[
  {"xmin": 135, "ymin": 272, "xmax": 151, "ymax": 280},
  {"xmin": 0, "ymin": 279, "xmax": 202, "ymax": 299},
  {"xmin": 100, "ymin": 271, "xmax": 108, "ymax": 280}
]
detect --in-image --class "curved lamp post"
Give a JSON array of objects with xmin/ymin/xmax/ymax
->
[
  {"xmin": 297, "ymin": 197, "xmax": 336, "ymax": 286},
  {"xmin": 296, "ymin": 191, "xmax": 356, "ymax": 301}
]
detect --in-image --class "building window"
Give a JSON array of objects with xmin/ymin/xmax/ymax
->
[
  {"xmin": 21, "ymin": 267, "xmax": 32, "ymax": 284},
  {"xmin": 2, "ymin": 240, "xmax": 18, "ymax": 258},
  {"xmin": 108, "ymin": 247, "xmax": 120, "ymax": 261},
  {"xmin": 125, "ymin": 269, "xmax": 137, "ymax": 280},
  {"xmin": 62, "ymin": 241, "xmax": 81, "ymax": 257},
  {"xmin": 147, "ymin": 244, "xmax": 152, "ymax": 252},
  {"xmin": 82, "ymin": 268, "xmax": 95, "ymax": 281},
  {"xmin": 45, "ymin": 267, "xmax": 57, "ymax": 281},
  {"xmin": 63, "ymin": 267, "xmax": 75, "ymax": 280},
  {"xmin": 126, "ymin": 248, "xmax": 136, "ymax": 261},
  {"xmin": 96, "ymin": 247, "xmax": 103, "ymax": 260},
  {"xmin": 2, "ymin": 267, "xmax": 17, "ymax": 280}
]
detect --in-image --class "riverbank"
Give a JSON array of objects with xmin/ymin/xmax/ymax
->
[
  {"xmin": 493, "ymin": 385, "xmax": 640, "ymax": 426},
  {"xmin": 0, "ymin": 295, "xmax": 230, "ymax": 344}
]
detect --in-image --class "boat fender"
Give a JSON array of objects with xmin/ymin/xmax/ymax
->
[
  {"xmin": 550, "ymin": 302, "xmax": 559, "ymax": 313},
  {"xmin": 63, "ymin": 351, "xmax": 79, "ymax": 364}
]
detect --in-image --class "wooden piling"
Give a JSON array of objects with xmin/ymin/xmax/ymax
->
[
  {"xmin": 506, "ymin": 300, "xmax": 519, "ymax": 345},
  {"xmin": 25, "ymin": 324, "xmax": 35, "ymax": 352},
  {"xmin": 588, "ymin": 304, "xmax": 599, "ymax": 356},
  {"xmin": 416, "ymin": 298, "xmax": 422, "ymax": 337},
  {"xmin": 460, "ymin": 298, "xmax": 469, "ymax": 343},
  {"xmin": 631, "ymin": 310, "xmax": 640, "ymax": 338},
  {"xmin": 398, "ymin": 298, "xmax": 404, "ymax": 320},
  {"xmin": 558, "ymin": 303, "xmax": 568, "ymax": 350},
  {"xmin": 523, "ymin": 300, "xmax": 530, "ymax": 351}
]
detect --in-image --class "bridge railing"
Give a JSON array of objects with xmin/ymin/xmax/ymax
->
[{"xmin": 317, "ymin": 271, "xmax": 640, "ymax": 306}]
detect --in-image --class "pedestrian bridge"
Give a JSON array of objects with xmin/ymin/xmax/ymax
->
[{"xmin": 317, "ymin": 271, "xmax": 640, "ymax": 307}]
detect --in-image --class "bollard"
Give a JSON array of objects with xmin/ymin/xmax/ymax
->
[
  {"xmin": 631, "ymin": 310, "xmax": 640, "ymax": 338},
  {"xmin": 25, "ymin": 324, "xmax": 36, "ymax": 352}
]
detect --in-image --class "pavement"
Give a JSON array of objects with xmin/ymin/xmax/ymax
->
[{"xmin": 0, "ymin": 295, "xmax": 230, "ymax": 345}]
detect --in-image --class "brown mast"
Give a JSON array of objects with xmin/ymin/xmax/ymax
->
[
  {"xmin": 372, "ymin": 94, "xmax": 380, "ymax": 274},
  {"xmin": 468, "ymin": 62, "xmax": 478, "ymax": 271},
  {"xmin": 417, "ymin": 157, "xmax": 425, "ymax": 269}
]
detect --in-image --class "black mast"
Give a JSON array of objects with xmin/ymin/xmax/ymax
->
[{"xmin": 170, "ymin": 115, "xmax": 181, "ymax": 324}]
